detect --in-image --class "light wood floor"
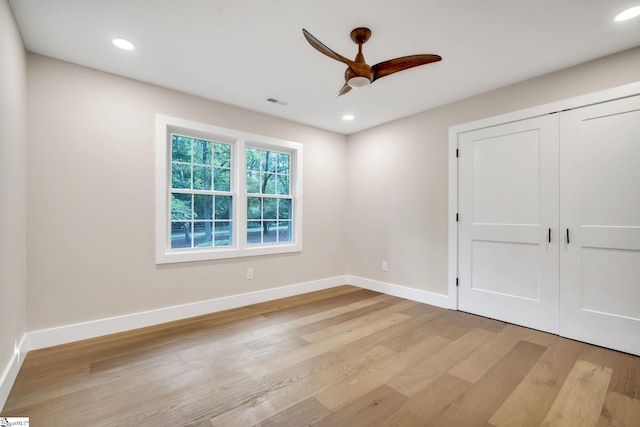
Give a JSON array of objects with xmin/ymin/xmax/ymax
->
[{"xmin": 2, "ymin": 286, "xmax": 640, "ymax": 426}]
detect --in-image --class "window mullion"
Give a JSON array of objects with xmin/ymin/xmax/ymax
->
[{"xmin": 236, "ymin": 137, "xmax": 247, "ymax": 251}]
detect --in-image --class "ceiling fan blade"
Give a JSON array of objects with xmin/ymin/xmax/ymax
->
[
  {"xmin": 302, "ymin": 29, "xmax": 356, "ymax": 69},
  {"xmin": 335, "ymin": 84, "xmax": 352, "ymax": 97},
  {"xmin": 372, "ymin": 54, "xmax": 442, "ymax": 81}
]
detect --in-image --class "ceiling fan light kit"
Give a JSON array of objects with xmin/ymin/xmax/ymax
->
[
  {"xmin": 303, "ymin": 27, "xmax": 441, "ymax": 96},
  {"xmin": 347, "ymin": 76, "xmax": 371, "ymax": 88}
]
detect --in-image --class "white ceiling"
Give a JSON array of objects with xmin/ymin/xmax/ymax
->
[{"xmin": 9, "ymin": 0, "xmax": 640, "ymax": 134}]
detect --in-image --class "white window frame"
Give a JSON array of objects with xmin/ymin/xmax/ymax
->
[{"xmin": 155, "ymin": 114, "xmax": 302, "ymax": 264}]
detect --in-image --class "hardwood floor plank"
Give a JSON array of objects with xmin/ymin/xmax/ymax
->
[
  {"xmin": 428, "ymin": 340, "xmax": 547, "ymax": 427},
  {"xmin": 89, "ymin": 346, "xmax": 183, "ymax": 374},
  {"xmin": 541, "ymin": 359, "xmax": 613, "ymax": 427},
  {"xmin": 381, "ymin": 310, "xmax": 449, "ymax": 353},
  {"xmin": 98, "ymin": 370, "xmax": 261, "ymax": 427},
  {"xmin": 244, "ymin": 285, "xmax": 363, "ymax": 315},
  {"xmin": 12, "ymin": 360, "xmax": 255, "ymax": 426},
  {"xmin": 198, "ymin": 306, "xmax": 264, "ymax": 327},
  {"xmin": 178, "ymin": 293, "xmax": 391, "ymax": 359},
  {"xmin": 314, "ymin": 334, "xmax": 450, "ymax": 410},
  {"xmin": 488, "ymin": 336, "xmax": 585, "ymax": 427},
  {"xmin": 244, "ymin": 312, "xmax": 411, "ymax": 379},
  {"xmin": 609, "ymin": 351, "xmax": 640, "ymax": 399},
  {"xmin": 255, "ymin": 398, "xmax": 331, "ymax": 427},
  {"xmin": 422, "ymin": 309, "xmax": 479, "ymax": 341},
  {"xmin": 288, "ymin": 301, "xmax": 394, "ymax": 338},
  {"xmin": 448, "ymin": 324, "xmax": 535, "ymax": 384},
  {"xmin": 387, "ymin": 327, "xmax": 496, "ymax": 397},
  {"xmin": 313, "ymin": 385, "xmax": 407, "ymax": 427},
  {"xmin": 376, "ymin": 373, "xmax": 472, "ymax": 426},
  {"xmin": 209, "ymin": 345, "xmax": 396, "ymax": 426},
  {"xmin": 597, "ymin": 391, "xmax": 640, "ymax": 427},
  {"xmin": 399, "ymin": 301, "xmax": 447, "ymax": 318},
  {"xmin": 301, "ymin": 300, "xmax": 416, "ymax": 343},
  {"xmin": 202, "ymin": 351, "xmax": 343, "ymax": 427},
  {"xmin": 181, "ymin": 332, "xmax": 311, "ymax": 373},
  {"xmin": 579, "ymin": 344, "xmax": 618, "ymax": 369},
  {"xmin": 326, "ymin": 308, "xmax": 451, "ymax": 362},
  {"xmin": 5, "ymin": 353, "xmax": 195, "ymax": 414},
  {"xmin": 254, "ymin": 287, "xmax": 379, "ymax": 318}
]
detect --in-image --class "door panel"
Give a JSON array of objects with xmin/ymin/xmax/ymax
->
[
  {"xmin": 580, "ymin": 247, "xmax": 640, "ymax": 319},
  {"xmin": 560, "ymin": 95, "xmax": 640, "ymax": 355},
  {"xmin": 471, "ymin": 130, "xmax": 541, "ymax": 224},
  {"xmin": 471, "ymin": 240, "xmax": 541, "ymax": 300},
  {"xmin": 458, "ymin": 115, "xmax": 559, "ymax": 333}
]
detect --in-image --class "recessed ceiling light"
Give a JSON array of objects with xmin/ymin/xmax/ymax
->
[
  {"xmin": 112, "ymin": 38, "xmax": 135, "ymax": 50},
  {"xmin": 342, "ymin": 114, "xmax": 355, "ymax": 121},
  {"xmin": 615, "ymin": 6, "xmax": 640, "ymax": 22}
]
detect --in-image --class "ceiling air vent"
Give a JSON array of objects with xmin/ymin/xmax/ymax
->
[{"xmin": 266, "ymin": 97, "xmax": 288, "ymax": 106}]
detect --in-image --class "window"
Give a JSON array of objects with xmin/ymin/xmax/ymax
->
[
  {"xmin": 156, "ymin": 115, "xmax": 302, "ymax": 263},
  {"xmin": 246, "ymin": 148, "xmax": 292, "ymax": 245},
  {"xmin": 170, "ymin": 135, "xmax": 232, "ymax": 249}
]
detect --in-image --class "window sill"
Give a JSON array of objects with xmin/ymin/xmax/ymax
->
[{"xmin": 155, "ymin": 242, "xmax": 302, "ymax": 264}]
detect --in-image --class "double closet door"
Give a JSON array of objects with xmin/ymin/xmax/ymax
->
[{"xmin": 457, "ymin": 95, "xmax": 640, "ymax": 355}]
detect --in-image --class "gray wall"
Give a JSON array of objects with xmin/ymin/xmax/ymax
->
[
  {"xmin": 0, "ymin": 0, "xmax": 27, "ymax": 389},
  {"xmin": 347, "ymin": 46, "xmax": 640, "ymax": 295}
]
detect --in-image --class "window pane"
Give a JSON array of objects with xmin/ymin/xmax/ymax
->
[
  {"xmin": 263, "ymin": 198, "xmax": 277, "ymax": 219},
  {"xmin": 214, "ymin": 168, "xmax": 230, "ymax": 191},
  {"xmin": 193, "ymin": 166, "xmax": 212, "ymax": 190},
  {"xmin": 214, "ymin": 221, "xmax": 232, "ymax": 246},
  {"xmin": 247, "ymin": 220, "xmax": 262, "ymax": 244},
  {"xmin": 171, "ymin": 221, "xmax": 192, "ymax": 248},
  {"xmin": 246, "ymin": 148, "xmax": 260, "ymax": 171},
  {"xmin": 214, "ymin": 143, "xmax": 231, "ymax": 167},
  {"xmin": 278, "ymin": 199, "xmax": 290, "ymax": 219},
  {"xmin": 258, "ymin": 150, "xmax": 267, "ymax": 171},
  {"xmin": 172, "ymin": 136, "xmax": 191, "ymax": 163},
  {"xmin": 171, "ymin": 163, "xmax": 191, "ymax": 189},
  {"xmin": 193, "ymin": 139, "xmax": 212, "ymax": 165},
  {"xmin": 278, "ymin": 220, "xmax": 292, "ymax": 242},
  {"xmin": 263, "ymin": 173, "xmax": 276, "ymax": 194},
  {"xmin": 194, "ymin": 194, "xmax": 213, "ymax": 220},
  {"xmin": 247, "ymin": 197, "xmax": 261, "ymax": 220},
  {"xmin": 171, "ymin": 193, "xmax": 192, "ymax": 220},
  {"xmin": 263, "ymin": 221, "xmax": 277, "ymax": 243},
  {"xmin": 246, "ymin": 171, "xmax": 260, "ymax": 193},
  {"xmin": 263, "ymin": 151, "xmax": 276, "ymax": 172},
  {"xmin": 194, "ymin": 222, "xmax": 213, "ymax": 247},
  {"xmin": 277, "ymin": 174, "xmax": 289, "ymax": 195},
  {"xmin": 277, "ymin": 153, "xmax": 290, "ymax": 174},
  {"xmin": 215, "ymin": 196, "xmax": 232, "ymax": 220}
]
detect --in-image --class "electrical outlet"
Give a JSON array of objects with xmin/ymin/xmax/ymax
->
[
  {"xmin": 382, "ymin": 261, "xmax": 388, "ymax": 272},
  {"xmin": 246, "ymin": 268, "xmax": 254, "ymax": 280}
]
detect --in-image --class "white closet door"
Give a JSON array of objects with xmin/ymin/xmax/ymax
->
[
  {"xmin": 560, "ymin": 95, "xmax": 640, "ymax": 355},
  {"xmin": 458, "ymin": 115, "xmax": 559, "ymax": 333}
]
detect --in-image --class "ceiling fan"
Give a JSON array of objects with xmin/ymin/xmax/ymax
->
[{"xmin": 302, "ymin": 27, "xmax": 442, "ymax": 96}]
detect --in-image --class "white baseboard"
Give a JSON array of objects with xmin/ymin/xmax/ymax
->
[
  {"xmin": 0, "ymin": 335, "xmax": 27, "ymax": 412},
  {"xmin": 347, "ymin": 275, "xmax": 454, "ymax": 309},
  {"xmin": 26, "ymin": 276, "xmax": 347, "ymax": 352}
]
